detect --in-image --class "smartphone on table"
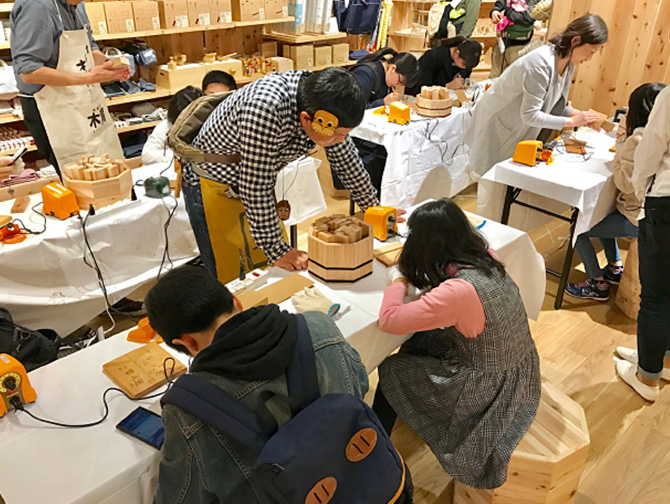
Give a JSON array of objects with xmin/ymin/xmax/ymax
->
[
  {"xmin": 116, "ymin": 406, "xmax": 165, "ymax": 449},
  {"xmin": 10, "ymin": 146, "xmax": 28, "ymax": 165}
]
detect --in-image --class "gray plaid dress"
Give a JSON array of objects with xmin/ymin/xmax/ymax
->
[{"xmin": 378, "ymin": 267, "xmax": 541, "ymax": 489}]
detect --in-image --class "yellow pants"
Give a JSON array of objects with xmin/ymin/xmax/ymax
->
[{"xmin": 200, "ymin": 178, "xmax": 286, "ymax": 284}]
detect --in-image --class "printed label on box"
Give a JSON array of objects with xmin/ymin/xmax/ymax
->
[
  {"xmin": 126, "ymin": 19, "xmax": 135, "ymax": 32},
  {"xmin": 282, "ymin": 6, "xmax": 288, "ymax": 17},
  {"xmin": 98, "ymin": 21, "xmax": 108, "ymax": 35},
  {"xmin": 199, "ymin": 13, "xmax": 211, "ymax": 25},
  {"xmin": 152, "ymin": 17, "xmax": 160, "ymax": 30},
  {"xmin": 223, "ymin": 11, "xmax": 232, "ymax": 23},
  {"xmin": 259, "ymin": 8, "xmax": 265, "ymax": 20},
  {"xmin": 176, "ymin": 15, "xmax": 188, "ymax": 28}
]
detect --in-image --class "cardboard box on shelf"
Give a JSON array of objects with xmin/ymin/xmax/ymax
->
[
  {"xmin": 261, "ymin": 41, "xmax": 278, "ymax": 58},
  {"xmin": 331, "ymin": 43, "xmax": 349, "ymax": 64},
  {"xmin": 187, "ymin": 0, "xmax": 212, "ymax": 27},
  {"xmin": 131, "ymin": 1, "xmax": 161, "ymax": 32},
  {"xmin": 158, "ymin": 0, "xmax": 189, "ymax": 29},
  {"xmin": 231, "ymin": 0, "xmax": 264, "ymax": 22},
  {"xmin": 264, "ymin": 0, "xmax": 288, "ymax": 19},
  {"xmin": 86, "ymin": 3, "xmax": 108, "ymax": 36},
  {"xmin": 314, "ymin": 45, "xmax": 331, "ymax": 67},
  {"xmin": 104, "ymin": 2, "xmax": 135, "ymax": 34},
  {"xmin": 290, "ymin": 44, "xmax": 314, "ymax": 70},
  {"xmin": 210, "ymin": 0, "xmax": 233, "ymax": 24}
]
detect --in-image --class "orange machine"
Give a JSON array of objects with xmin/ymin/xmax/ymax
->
[
  {"xmin": 0, "ymin": 354, "xmax": 36, "ymax": 418},
  {"xmin": 127, "ymin": 317, "xmax": 163, "ymax": 344},
  {"xmin": 41, "ymin": 182, "xmax": 79, "ymax": 220},
  {"xmin": 0, "ymin": 221, "xmax": 26, "ymax": 244},
  {"xmin": 513, "ymin": 140, "xmax": 554, "ymax": 167},
  {"xmin": 388, "ymin": 102, "xmax": 410, "ymax": 125},
  {"xmin": 364, "ymin": 206, "xmax": 398, "ymax": 241}
]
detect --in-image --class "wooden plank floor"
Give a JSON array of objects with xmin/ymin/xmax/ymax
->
[{"xmin": 103, "ymin": 182, "xmax": 667, "ymax": 504}]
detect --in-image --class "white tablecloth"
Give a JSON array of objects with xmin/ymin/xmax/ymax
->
[
  {"xmin": 351, "ymin": 107, "xmax": 475, "ymax": 209},
  {"xmin": 0, "ymin": 159, "xmax": 326, "ymax": 337},
  {"xmin": 476, "ymin": 129, "xmax": 618, "ymax": 243},
  {"xmin": 0, "ymin": 202, "xmax": 544, "ymax": 504}
]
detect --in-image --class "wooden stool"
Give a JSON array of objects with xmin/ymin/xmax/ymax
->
[
  {"xmin": 616, "ymin": 238, "xmax": 640, "ymax": 319},
  {"xmin": 453, "ymin": 382, "xmax": 590, "ymax": 504}
]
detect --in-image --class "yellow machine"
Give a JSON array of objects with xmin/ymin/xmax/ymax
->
[
  {"xmin": 513, "ymin": 141, "xmax": 544, "ymax": 166},
  {"xmin": 0, "ymin": 353, "xmax": 36, "ymax": 418},
  {"xmin": 388, "ymin": 101, "xmax": 410, "ymax": 125},
  {"xmin": 364, "ymin": 206, "xmax": 398, "ymax": 241},
  {"xmin": 41, "ymin": 182, "xmax": 79, "ymax": 220}
]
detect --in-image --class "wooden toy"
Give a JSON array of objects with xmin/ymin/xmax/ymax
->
[
  {"xmin": 236, "ymin": 273, "xmax": 313, "ymax": 309},
  {"xmin": 176, "ymin": 53, "xmax": 187, "ymax": 65},
  {"xmin": 102, "ymin": 343, "xmax": 187, "ymax": 399},
  {"xmin": 373, "ymin": 242, "xmax": 403, "ymax": 267},
  {"xmin": 388, "ymin": 101, "xmax": 410, "ymax": 125},
  {"xmin": 564, "ymin": 138, "xmax": 587, "ymax": 154},
  {"xmin": 269, "ymin": 56, "xmax": 294, "ymax": 73},
  {"xmin": 308, "ymin": 216, "xmax": 373, "ymax": 283},
  {"xmin": 10, "ymin": 195, "xmax": 30, "ymax": 213},
  {"xmin": 202, "ymin": 52, "xmax": 217, "ymax": 64},
  {"xmin": 453, "ymin": 382, "xmax": 590, "ymax": 504},
  {"xmin": 415, "ymin": 86, "xmax": 452, "ymax": 118},
  {"xmin": 109, "ymin": 55, "xmax": 131, "ymax": 69},
  {"xmin": 167, "ymin": 57, "xmax": 178, "ymax": 70},
  {"xmin": 62, "ymin": 155, "xmax": 133, "ymax": 210}
]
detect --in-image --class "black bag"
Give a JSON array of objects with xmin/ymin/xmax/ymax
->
[{"xmin": 0, "ymin": 308, "xmax": 61, "ymax": 371}]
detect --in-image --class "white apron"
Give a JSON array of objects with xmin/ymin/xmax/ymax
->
[{"xmin": 33, "ymin": 1, "xmax": 123, "ymax": 168}]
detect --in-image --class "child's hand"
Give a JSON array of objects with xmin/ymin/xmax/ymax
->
[{"xmin": 388, "ymin": 265, "xmax": 408, "ymax": 285}]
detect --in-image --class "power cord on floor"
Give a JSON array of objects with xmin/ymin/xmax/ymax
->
[{"xmin": 10, "ymin": 358, "xmax": 178, "ymax": 428}]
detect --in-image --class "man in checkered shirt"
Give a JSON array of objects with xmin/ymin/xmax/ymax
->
[{"xmin": 181, "ymin": 68, "xmax": 379, "ymax": 275}]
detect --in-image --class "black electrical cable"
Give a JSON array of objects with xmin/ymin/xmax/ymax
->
[
  {"xmin": 11, "ymin": 358, "xmax": 178, "ymax": 428},
  {"xmin": 1, "ymin": 202, "xmax": 48, "ymax": 242},
  {"xmin": 156, "ymin": 194, "xmax": 178, "ymax": 280}
]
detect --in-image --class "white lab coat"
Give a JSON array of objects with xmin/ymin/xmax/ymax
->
[
  {"xmin": 141, "ymin": 119, "xmax": 173, "ymax": 165},
  {"xmin": 465, "ymin": 44, "xmax": 574, "ymax": 177}
]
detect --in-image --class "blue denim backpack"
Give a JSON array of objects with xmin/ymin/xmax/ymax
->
[{"xmin": 161, "ymin": 314, "xmax": 406, "ymax": 504}]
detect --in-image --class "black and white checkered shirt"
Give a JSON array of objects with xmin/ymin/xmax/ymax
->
[{"xmin": 183, "ymin": 70, "xmax": 378, "ymax": 262}]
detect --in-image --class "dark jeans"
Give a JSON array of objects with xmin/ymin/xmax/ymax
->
[
  {"xmin": 637, "ymin": 197, "xmax": 670, "ymax": 379},
  {"xmin": 182, "ymin": 181, "xmax": 218, "ymax": 278},
  {"xmin": 21, "ymin": 96, "xmax": 60, "ymax": 176}
]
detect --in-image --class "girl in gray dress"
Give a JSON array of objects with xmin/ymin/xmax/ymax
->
[{"xmin": 374, "ymin": 198, "xmax": 541, "ymax": 489}]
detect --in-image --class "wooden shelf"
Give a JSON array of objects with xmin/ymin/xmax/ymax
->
[
  {"xmin": 106, "ymin": 87, "xmax": 172, "ymax": 106},
  {"xmin": 264, "ymin": 31, "xmax": 347, "ymax": 44},
  {"xmin": 115, "ymin": 120, "xmax": 162, "ymax": 134},
  {"xmin": 0, "ymin": 3, "xmax": 12, "ymax": 13},
  {"xmin": 311, "ymin": 59, "xmax": 357, "ymax": 71},
  {"xmin": 96, "ymin": 29, "xmax": 163, "ymax": 41},
  {"xmin": 0, "ymin": 43, "xmax": 9, "ymax": 50},
  {"xmin": 0, "ymin": 144, "xmax": 37, "ymax": 156},
  {"xmin": 389, "ymin": 30, "xmax": 426, "ymax": 39},
  {"xmin": 0, "ymin": 113, "xmax": 22, "ymax": 125}
]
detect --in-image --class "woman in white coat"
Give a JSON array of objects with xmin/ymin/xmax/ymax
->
[{"xmin": 465, "ymin": 14, "xmax": 608, "ymax": 177}]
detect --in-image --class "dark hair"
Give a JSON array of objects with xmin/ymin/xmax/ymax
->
[
  {"xmin": 167, "ymin": 86, "xmax": 203, "ymax": 125},
  {"xmin": 145, "ymin": 266, "xmax": 236, "ymax": 353},
  {"xmin": 626, "ymin": 82, "xmax": 667, "ymax": 137},
  {"xmin": 398, "ymin": 199, "xmax": 505, "ymax": 290},
  {"xmin": 296, "ymin": 67, "xmax": 366, "ymax": 128},
  {"xmin": 357, "ymin": 48, "xmax": 419, "ymax": 88},
  {"xmin": 202, "ymin": 70, "xmax": 237, "ymax": 92},
  {"xmin": 549, "ymin": 14, "xmax": 608, "ymax": 58},
  {"xmin": 433, "ymin": 36, "xmax": 482, "ymax": 69}
]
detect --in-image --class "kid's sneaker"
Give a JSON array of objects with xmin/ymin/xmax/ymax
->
[
  {"xmin": 565, "ymin": 278, "xmax": 610, "ymax": 301},
  {"xmin": 603, "ymin": 263, "xmax": 624, "ymax": 285}
]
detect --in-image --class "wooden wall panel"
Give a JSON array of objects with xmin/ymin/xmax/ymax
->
[{"xmin": 550, "ymin": 0, "xmax": 670, "ymax": 115}]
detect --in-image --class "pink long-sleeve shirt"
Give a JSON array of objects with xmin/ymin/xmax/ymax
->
[{"xmin": 378, "ymin": 257, "xmax": 499, "ymax": 338}]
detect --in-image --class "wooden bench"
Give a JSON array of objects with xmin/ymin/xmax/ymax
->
[{"xmin": 453, "ymin": 382, "xmax": 590, "ymax": 504}]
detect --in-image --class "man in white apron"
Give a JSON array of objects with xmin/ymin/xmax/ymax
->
[{"xmin": 10, "ymin": 0, "xmax": 130, "ymax": 176}]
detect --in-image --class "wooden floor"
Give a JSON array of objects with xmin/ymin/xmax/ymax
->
[{"xmin": 96, "ymin": 183, "xmax": 667, "ymax": 504}]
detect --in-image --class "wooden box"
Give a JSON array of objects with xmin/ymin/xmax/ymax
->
[
  {"xmin": 103, "ymin": 2, "xmax": 135, "ymax": 33},
  {"xmin": 314, "ymin": 45, "xmax": 332, "ymax": 67},
  {"xmin": 331, "ymin": 43, "xmax": 349, "ymax": 64},
  {"xmin": 156, "ymin": 59, "xmax": 243, "ymax": 90},
  {"xmin": 131, "ymin": 1, "xmax": 161, "ymax": 32},
  {"xmin": 231, "ymin": 0, "xmax": 264, "ymax": 22},
  {"xmin": 415, "ymin": 86, "xmax": 452, "ymax": 117},
  {"xmin": 86, "ymin": 3, "xmax": 109, "ymax": 36},
  {"xmin": 158, "ymin": 0, "xmax": 189, "ymax": 29},
  {"xmin": 308, "ymin": 221, "xmax": 373, "ymax": 283},
  {"xmin": 454, "ymin": 382, "xmax": 590, "ymax": 504},
  {"xmin": 210, "ymin": 0, "xmax": 233, "ymax": 24},
  {"xmin": 264, "ymin": 0, "xmax": 288, "ymax": 19},
  {"xmin": 616, "ymin": 239, "xmax": 640, "ymax": 319},
  {"xmin": 289, "ymin": 44, "xmax": 314, "ymax": 70},
  {"xmin": 187, "ymin": 0, "xmax": 212, "ymax": 27},
  {"xmin": 261, "ymin": 41, "xmax": 278, "ymax": 57},
  {"xmin": 268, "ymin": 56, "xmax": 294, "ymax": 73},
  {"xmin": 63, "ymin": 169, "xmax": 134, "ymax": 211}
]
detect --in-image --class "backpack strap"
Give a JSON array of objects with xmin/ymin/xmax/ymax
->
[
  {"xmin": 161, "ymin": 374, "xmax": 276, "ymax": 454},
  {"xmin": 285, "ymin": 314, "xmax": 321, "ymax": 410}
]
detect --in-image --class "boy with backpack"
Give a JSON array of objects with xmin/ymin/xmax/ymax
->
[{"xmin": 147, "ymin": 266, "xmax": 412, "ymax": 504}]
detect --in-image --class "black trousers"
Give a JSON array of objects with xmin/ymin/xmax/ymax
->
[
  {"xmin": 21, "ymin": 96, "xmax": 61, "ymax": 176},
  {"xmin": 637, "ymin": 196, "xmax": 670, "ymax": 378}
]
